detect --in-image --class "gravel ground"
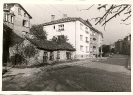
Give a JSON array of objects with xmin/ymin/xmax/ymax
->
[{"xmin": 2, "ymin": 54, "xmax": 131, "ymax": 91}]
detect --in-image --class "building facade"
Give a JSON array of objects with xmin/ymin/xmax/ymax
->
[
  {"xmin": 114, "ymin": 34, "xmax": 131, "ymax": 55},
  {"xmin": 3, "ymin": 3, "xmax": 32, "ymax": 37},
  {"xmin": 43, "ymin": 16, "xmax": 103, "ymax": 59},
  {"xmin": 90, "ymin": 29, "xmax": 103, "ymax": 58}
]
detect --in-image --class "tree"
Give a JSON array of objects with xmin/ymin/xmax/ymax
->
[
  {"xmin": 111, "ymin": 48, "xmax": 115, "ymax": 53},
  {"xmin": 30, "ymin": 24, "xmax": 47, "ymax": 40},
  {"xmin": 78, "ymin": 4, "xmax": 131, "ymax": 28},
  {"xmin": 3, "ymin": 24, "xmax": 12, "ymax": 64},
  {"xmin": 52, "ymin": 35, "xmax": 69, "ymax": 43},
  {"xmin": 99, "ymin": 45, "xmax": 110, "ymax": 56}
]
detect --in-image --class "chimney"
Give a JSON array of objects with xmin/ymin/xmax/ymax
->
[
  {"xmin": 51, "ymin": 15, "xmax": 55, "ymax": 21},
  {"xmin": 63, "ymin": 14, "xmax": 67, "ymax": 18}
]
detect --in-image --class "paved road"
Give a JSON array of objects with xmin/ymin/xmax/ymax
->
[{"xmin": 2, "ymin": 54, "xmax": 131, "ymax": 91}]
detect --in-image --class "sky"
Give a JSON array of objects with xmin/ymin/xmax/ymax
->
[{"xmin": 21, "ymin": 4, "xmax": 131, "ymax": 45}]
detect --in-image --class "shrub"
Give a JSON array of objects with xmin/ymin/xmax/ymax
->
[
  {"xmin": 10, "ymin": 54, "xmax": 25, "ymax": 65},
  {"xmin": 23, "ymin": 45, "xmax": 37, "ymax": 58}
]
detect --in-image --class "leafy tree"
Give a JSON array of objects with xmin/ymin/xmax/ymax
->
[
  {"xmin": 30, "ymin": 24, "xmax": 47, "ymax": 40},
  {"xmin": 99, "ymin": 45, "xmax": 110, "ymax": 56},
  {"xmin": 111, "ymin": 48, "xmax": 115, "ymax": 53},
  {"xmin": 3, "ymin": 24, "xmax": 12, "ymax": 64},
  {"xmin": 52, "ymin": 35, "xmax": 68, "ymax": 43},
  {"xmin": 23, "ymin": 45, "xmax": 37, "ymax": 58}
]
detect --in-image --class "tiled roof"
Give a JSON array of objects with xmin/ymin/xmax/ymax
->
[
  {"xmin": 43, "ymin": 17, "xmax": 103, "ymax": 36},
  {"xmin": 26, "ymin": 38, "xmax": 76, "ymax": 51}
]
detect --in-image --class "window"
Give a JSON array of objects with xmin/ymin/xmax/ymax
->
[
  {"xmin": 22, "ymin": 31, "xmax": 28, "ymax": 36},
  {"xmin": 53, "ymin": 25, "xmax": 55, "ymax": 29},
  {"xmin": 93, "ymin": 38, "xmax": 96, "ymax": 41},
  {"xmin": 57, "ymin": 51, "xmax": 60, "ymax": 59},
  {"xmin": 24, "ymin": 13, "xmax": 26, "ymax": 17},
  {"xmin": 49, "ymin": 52, "xmax": 54, "ymax": 61},
  {"xmin": 8, "ymin": 15, "xmax": 10, "ymax": 22},
  {"xmin": 58, "ymin": 24, "xmax": 64, "ymax": 31},
  {"xmin": 80, "ymin": 45, "xmax": 83, "ymax": 52},
  {"xmin": 93, "ymin": 46, "xmax": 96, "ymax": 49},
  {"xmin": 43, "ymin": 52, "xmax": 48, "ymax": 62},
  {"xmin": 86, "ymin": 46, "xmax": 89, "ymax": 53},
  {"xmin": 4, "ymin": 13, "xmax": 8, "ymax": 21},
  {"xmin": 66, "ymin": 52, "xmax": 71, "ymax": 59},
  {"xmin": 86, "ymin": 37, "xmax": 89, "ymax": 43},
  {"xmin": 11, "ymin": 16, "xmax": 13, "ymax": 23},
  {"xmin": 80, "ymin": 35, "xmax": 83, "ymax": 41},
  {"xmin": 18, "ymin": 8, "xmax": 21, "ymax": 15},
  {"xmin": 23, "ymin": 20, "xmax": 29, "ymax": 27},
  {"xmin": 80, "ymin": 23, "xmax": 83, "ymax": 30},
  {"xmin": 93, "ymin": 32, "xmax": 96, "ymax": 35},
  {"xmin": 85, "ymin": 27, "xmax": 89, "ymax": 33}
]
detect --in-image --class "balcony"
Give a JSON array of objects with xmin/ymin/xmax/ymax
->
[
  {"xmin": 93, "ymin": 37, "xmax": 96, "ymax": 41},
  {"xmin": 85, "ymin": 31, "xmax": 89, "ymax": 34},
  {"xmin": 3, "ymin": 4, "xmax": 10, "ymax": 12},
  {"xmin": 86, "ymin": 41, "xmax": 89, "ymax": 44},
  {"xmin": 93, "ymin": 46, "xmax": 96, "ymax": 49}
]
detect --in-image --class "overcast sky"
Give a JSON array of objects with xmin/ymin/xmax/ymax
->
[{"xmin": 21, "ymin": 4, "xmax": 131, "ymax": 45}]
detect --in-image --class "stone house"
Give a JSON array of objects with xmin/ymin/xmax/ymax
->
[
  {"xmin": 3, "ymin": 3, "xmax": 32, "ymax": 37},
  {"xmin": 9, "ymin": 38, "xmax": 76, "ymax": 66}
]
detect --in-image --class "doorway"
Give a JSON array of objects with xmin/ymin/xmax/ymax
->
[{"xmin": 43, "ymin": 52, "xmax": 48, "ymax": 62}]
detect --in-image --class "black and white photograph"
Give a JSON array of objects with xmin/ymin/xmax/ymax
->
[{"xmin": 2, "ymin": 1, "xmax": 131, "ymax": 92}]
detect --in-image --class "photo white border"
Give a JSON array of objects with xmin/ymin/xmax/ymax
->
[{"xmin": 0, "ymin": 0, "xmax": 132, "ymax": 94}]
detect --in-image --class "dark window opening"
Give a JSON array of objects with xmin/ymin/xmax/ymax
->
[
  {"xmin": 18, "ymin": 8, "xmax": 21, "ymax": 15},
  {"xmin": 49, "ymin": 52, "xmax": 54, "ymax": 61},
  {"xmin": 24, "ymin": 13, "xmax": 26, "ymax": 17},
  {"xmin": 11, "ymin": 16, "xmax": 13, "ymax": 23},
  {"xmin": 53, "ymin": 26, "xmax": 55, "ymax": 29},
  {"xmin": 23, "ymin": 20, "xmax": 28, "ymax": 27},
  {"xmin": 58, "ymin": 24, "xmax": 64, "ymax": 31}
]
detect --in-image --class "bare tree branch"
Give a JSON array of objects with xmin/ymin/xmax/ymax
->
[
  {"xmin": 124, "ymin": 10, "xmax": 131, "ymax": 14},
  {"xmin": 127, "ymin": 5, "xmax": 131, "ymax": 11},
  {"xmin": 97, "ymin": 4, "xmax": 108, "ymax": 10},
  {"xmin": 79, "ymin": 4, "xmax": 131, "ymax": 27},
  {"xmin": 88, "ymin": 17, "xmax": 101, "ymax": 22},
  {"xmin": 76, "ymin": 6, "xmax": 80, "ymax": 11},
  {"xmin": 102, "ymin": 5, "xmax": 128, "ymax": 26},
  {"xmin": 95, "ymin": 5, "xmax": 114, "ymax": 25},
  {"xmin": 120, "ymin": 23, "xmax": 131, "ymax": 25},
  {"xmin": 112, "ymin": 6, "xmax": 122, "ymax": 13},
  {"xmin": 122, "ymin": 15, "xmax": 131, "ymax": 21},
  {"xmin": 80, "ymin": 4, "xmax": 94, "ymax": 11}
]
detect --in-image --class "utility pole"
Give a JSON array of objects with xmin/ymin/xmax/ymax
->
[
  {"xmin": 110, "ymin": 42, "xmax": 111, "ymax": 53},
  {"xmin": 100, "ymin": 43, "xmax": 102, "ymax": 58}
]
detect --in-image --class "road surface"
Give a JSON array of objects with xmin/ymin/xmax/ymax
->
[{"xmin": 2, "ymin": 54, "xmax": 131, "ymax": 91}]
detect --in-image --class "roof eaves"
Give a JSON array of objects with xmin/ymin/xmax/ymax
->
[{"xmin": 17, "ymin": 3, "xmax": 32, "ymax": 19}]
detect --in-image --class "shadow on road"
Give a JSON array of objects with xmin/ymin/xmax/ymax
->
[{"xmin": 2, "ymin": 63, "xmax": 131, "ymax": 92}]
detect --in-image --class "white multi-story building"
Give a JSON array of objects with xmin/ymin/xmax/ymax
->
[{"xmin": 43, "ymin": 16, "xmax": 103, "ymax": 59}]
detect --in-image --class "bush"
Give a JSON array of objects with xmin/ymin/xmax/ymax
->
[
  {"xmin": 10, "ymin": 54, "xmax": 25, "ymax": 65},
  {"xmin": 23, "ymin": 45, "xmax": 37, "ymax": 58}
]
